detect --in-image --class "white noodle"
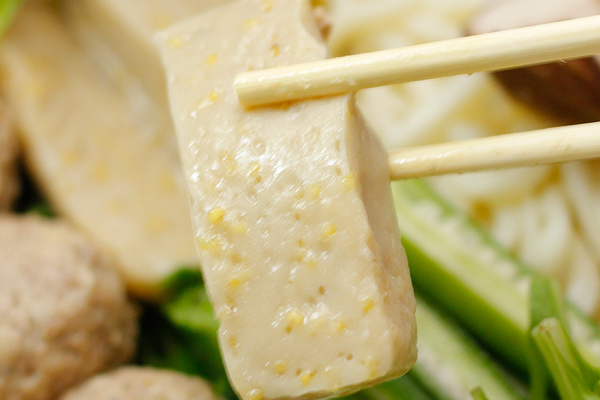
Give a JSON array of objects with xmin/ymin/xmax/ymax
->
[
  {"xmin": 328, "ymin": 0, "xmax": 600, "ymax": 316},
  {"xmin": 562, "ymin": 162, "xmax": 600, "ymax": 264},
  {"xmin": 566, "ymin": 236, "xmax": 600, "ymax": 316}
]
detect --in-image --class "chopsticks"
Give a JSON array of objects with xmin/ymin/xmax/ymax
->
[
  {"xmin": 234, "ymin": 15, "xmax": 600, "ymax": 179},
  {"xmin": 235, "ymin": 15, "xmax": 600, "ymax": 107},
  {"xmin": 388, "ymin": 122, "xmax": 600, "ymax": 180}
]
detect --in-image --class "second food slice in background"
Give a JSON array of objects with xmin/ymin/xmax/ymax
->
[{"xmin": 0, "ymin": 3, "xmax": 198, "ymax": 298}]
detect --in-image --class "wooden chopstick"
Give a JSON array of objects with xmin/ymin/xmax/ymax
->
[
  {"xmin": 235, "ymin": 15, "xmax": 600, "ymax": 107},
  {"xmin": 388, "ymin": 122, "xmax": 600, "ymax": 180}
]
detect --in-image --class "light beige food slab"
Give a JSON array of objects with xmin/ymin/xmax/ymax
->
[
  {"xmin": 0, "ymin": 4, "xmax": 197, "ymax": 298},
  {"xmin": 158, "ymin": 0, "xmax": 417, "ymax": 399}
]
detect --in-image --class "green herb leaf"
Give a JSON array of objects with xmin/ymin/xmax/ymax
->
[
  {"xmin": 0, "ymin": 0, "xmax": 22, "ymax": 37},
  {"xmin": 532, "ymin": 318, "xmax": 600, "ymax": 400},
  {"xmin": 359, "ymin": 376, "xmax": 436, "ymax": 400},
  {"xmin": 471, "ymin": 387, "xmax": 490, "ymax": 400},
  {"xmin": 528, "ymin": 275, "xmax": 568, "ymax": 400}
]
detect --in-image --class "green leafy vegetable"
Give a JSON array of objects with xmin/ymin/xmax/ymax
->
[
  {"xmin": 351, "ymin": 375, "xmax": 436, "ymax": 400},
  {"xmin": 533, "ymin": 318, "xmax": 600, "ymax": 400},
  {"xmin": 412, "ymin": 296, "xmax": 526, "ymax": 400},
  {"xmin": 392, "ymin": 179, "xmax": 600, "ymax": 373},
  {"xmin": 471, "ymin": 387, "xmax": 491, "ymax": 400},
  {"xmin": 0, "ymin": 0, "xmax": 21, "ymax": 37},
  {"xmin": 527, "ymin": 276, "xmax": 569, "ymax": 400}
]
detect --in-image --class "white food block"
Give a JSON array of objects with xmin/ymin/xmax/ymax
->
[{"xmin": 158, "ymin": 0, "xmax": 417, "ymax": 399}]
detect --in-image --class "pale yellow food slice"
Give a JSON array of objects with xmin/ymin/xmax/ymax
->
[
  {"xmin": 0, "ymin": 4, "xmax": 197, "ymax": 298},
  {"xmin": 63, "ymin": 0, "xmax": 235, "ymax": 108},
  {"xmin": 158, "ymin": 1, "xmax": 417, "ymax": 399}
]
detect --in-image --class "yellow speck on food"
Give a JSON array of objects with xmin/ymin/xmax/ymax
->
[
  {"xmin": 367, "ymin": 357, "xmax": 379, "ymax": 379},
  {"xmin": 197, "ymin": 93, "xmax": 218, "ymax": 109},
  {"xmin": 229, "ymin": 336, "xmax": 238, "ymax": 348},
  {"xmin": 228, "ymin": 278, "xmax": 242, "ymax": 290},
  {"xmin": 286, "ymin": 310, "xmax": 304, "ymax": 327},
  {"xmin": 275, "ymin": 361, "xmax": 287, "ymax": 375},
  {"xmin": 230, "ymin": 253, "xmax": 243, "ymax": 263},
  {"xmin": 198, "ymin": 237, "xmax": 225, "ymax": 254},
  {"xmin": 91, "ymin": 164, "xmax": 109, "ymax": 183},
  {"xmin": 249, "ymin": 162, "xmax": 260, "ymax": 175},
  {"xmin": 335, "ymin": 320, "xmax": 345, "ymax": 332},
  {"xmin": 152, "ymin": 15, "xmax": 173, "ymax": 30},
  {"xmin": 147, "ymin": 216, "xmax": 168, "ymax": 233},
  {"xmin": 300, "ymin": 371, "xmax": 315, "ymax": 386},
  {"xmin": 262, "ymin": 0, "xmax": 272, "ymax": 12},
  {"xmin": 243, "ymin": 18, "xmax": 260, "ymax": 29},
  {"xmin": 342, "ymin": 174, "xmax": 357, "ymax": 191},
  {"xmin": 310, "ymin": 185, "xmax": 321, "ymax": 198},
  {"xmin": 363, "ymin": 299, "xmax": 375, "ymax": 313},
  {"xmin": 206, "ymin": 53, "xmax": 218, "ymax": 65},
  {"xmin": 292, "ymin": 250, "xmax": 305, "ymax": 263},
  {"xmin": 249, "ymin": 162, "xmax": 261, "ymax": 182},
  {"xmin": 160, "ymin": 171, "xmax": 177, "ymax": 192},
  {"xmin": 248, "ymin": 388, "xmax": 264, "ymax": 400},
  {"xmin": 168, "ymin": 36, "xmax": 184, "ymax": 49},
  {"xmin": 323, "ymin": 223, "xmax": 337, "ymax": 238},
  {"xmin": 234, "ymin": 222, "xmax": 247, "ymax": 234},
  {"xmin": 61, "ymin": 149, "xmax": 79, "ymax": 166},
  {"xmin": 209, "ymin": 208, "xmax": 225, "ymax": 224},
  {"xmin": 105, "ymin": 199, "xmax": 124, "ymax": 214},
  {"xmin": 298, "ymin": 239, "xmax": 305, "ymax": 247},
  {"xmin": 24, "ymin": 80, "xmax": 48, "ymax": 100},
  {"xmin": 305, "ymin": 258, "xmax": 318, "ymax": 269},
  {"xmin": 271, "ymin": 44, "xmax": 280, "ymax": 57},
  {"xmin": 220, "ymin": 151, "xmax": 238, "ymax": 174}
]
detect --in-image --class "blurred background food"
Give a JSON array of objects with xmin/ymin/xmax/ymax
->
[
  {"xmin": 328, "ymin": 0, "xmax": 600, "ymax": 318},
  {"xmin": 59, "ymin": 366, "xmax": 219, "ymax": 400},
  {"xmin": 0, "ymin": 1, "xmax": 199, "ymax": 298}
]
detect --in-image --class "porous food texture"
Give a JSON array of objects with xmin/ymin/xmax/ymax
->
[{"xmin": 158, "ymin": 1, "xmax": 417, "ymax": 399}]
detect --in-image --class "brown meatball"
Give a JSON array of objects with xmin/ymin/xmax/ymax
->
[
  {"xmin": 60, "ymin": 367, "xmax": 219, "ymax": 400},
  {"xmin": 0, "ymin": 216, "xmax": 138, "ymax": 400},
  {"xmin": 0, "ymin": 103, "xmax": 19, "ymax": 211}
]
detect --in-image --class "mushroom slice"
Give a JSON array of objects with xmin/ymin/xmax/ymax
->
[{"xmin": 470, "ymin": 0, "xmax": 600, "ymax": 124}]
